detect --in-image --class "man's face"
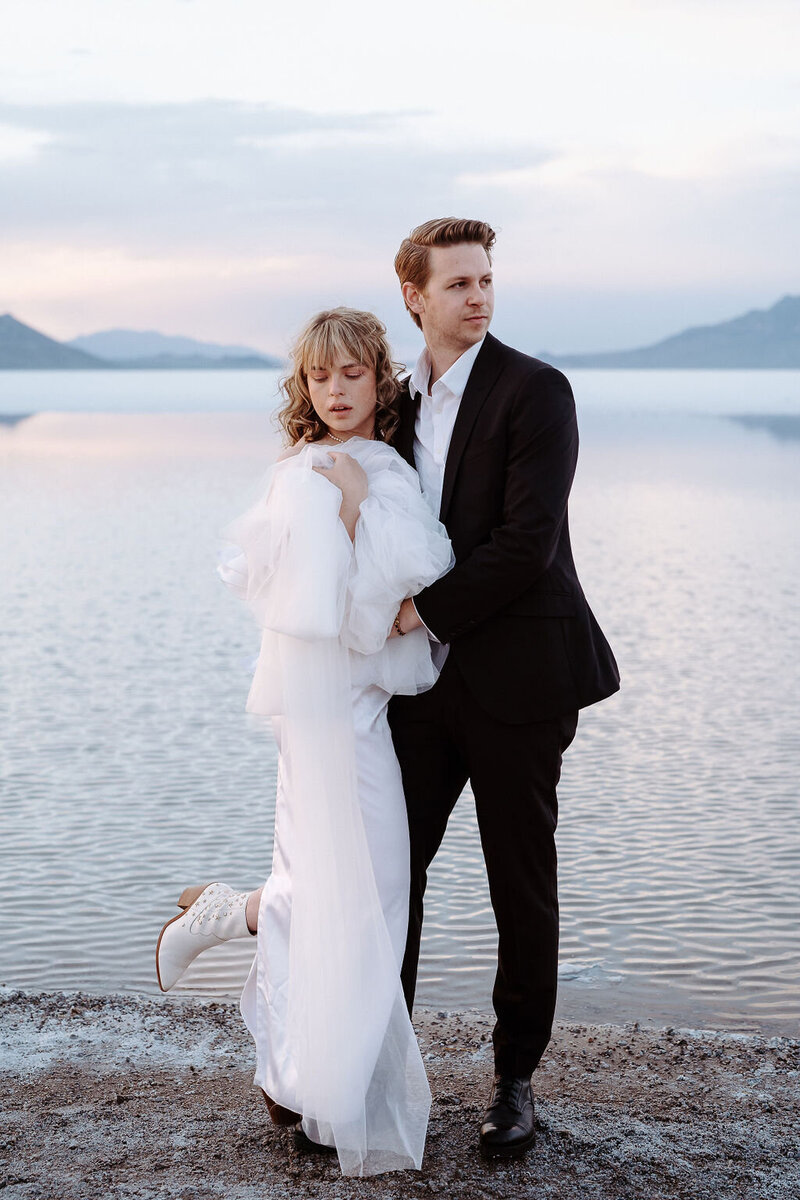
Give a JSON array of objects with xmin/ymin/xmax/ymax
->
[{"xmin": 406, "ymin": 242, "xmax": 494, "ymax": 354}]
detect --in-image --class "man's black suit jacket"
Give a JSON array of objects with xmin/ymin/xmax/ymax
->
[{"xmin": 393, "ymin": 332, "xmax": 620, "ymax": 724}]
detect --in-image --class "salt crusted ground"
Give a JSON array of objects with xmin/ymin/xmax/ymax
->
[{"xmin": 1, "ymin": 990, "xmax": 798, "ymax": 1199}]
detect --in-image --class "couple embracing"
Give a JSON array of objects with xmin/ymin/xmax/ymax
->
[{"xmin": 156, "ymin": 217, "xmax": 619, "ymax": 1176}]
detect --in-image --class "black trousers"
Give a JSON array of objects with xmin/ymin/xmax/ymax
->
[{"xmin": 388, "ymin": 658, "xmax": 578, "ymax": 1077}]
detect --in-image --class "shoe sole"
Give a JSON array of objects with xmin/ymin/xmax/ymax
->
[{"xmin": 479, "ymin": 1130, "xmax": 536, "ymax": 1160}]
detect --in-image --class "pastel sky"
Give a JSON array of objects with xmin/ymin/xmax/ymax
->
[{"xmin": 1, "ymin": 0, "xmax": 798, "ymax": 359}]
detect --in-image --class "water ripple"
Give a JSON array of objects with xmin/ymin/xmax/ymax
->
[{"xmin": 1, "ymin": 406, "xmax": 799, "ymax": 1032}]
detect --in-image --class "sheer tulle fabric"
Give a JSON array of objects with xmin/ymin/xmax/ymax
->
[{"xmin": 219, "ymin": 439, "xmax": 452, "ymax": 1175}]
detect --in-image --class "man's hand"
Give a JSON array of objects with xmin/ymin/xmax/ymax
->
[{"xmin": 389, "ymin": 596, "xmax": 424, "ymax": 638}]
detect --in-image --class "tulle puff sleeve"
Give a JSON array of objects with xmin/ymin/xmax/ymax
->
[
  {"xmin": 219, "ymin": 448, "xmax": 353, "ymax": 641},
  {"xmin": 218, "ymin": 447, "xmax": 354, "ymax": 715},
  {"xmin": 219, "ymin": 439, "xmax": 453, "ymax": 705},
  {"xmin": 342, "ymin": 444, "xmax": 453, "ymax": 695}
]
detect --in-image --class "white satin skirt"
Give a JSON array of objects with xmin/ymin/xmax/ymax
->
[{"xmin": 239, "ymin": 682, "xmax": 429, "ymax": 1175}]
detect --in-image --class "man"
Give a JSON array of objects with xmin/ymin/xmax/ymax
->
[{"xmin": 387, "ymin": 218, "xmax": 619, "ymax": 1159}]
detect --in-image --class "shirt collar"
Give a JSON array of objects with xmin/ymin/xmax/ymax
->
[{"xmin": 409, "ymin": 337, "xmax": 485, "ymax": 402}]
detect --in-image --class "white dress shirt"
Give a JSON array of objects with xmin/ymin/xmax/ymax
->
[
  {"xmin": 408, "ymin": 338, "xmax": 485, "ymax": 517},
  {"xmin": 408, "ymin": 338, "xmax": 485, "ymax": 657}
]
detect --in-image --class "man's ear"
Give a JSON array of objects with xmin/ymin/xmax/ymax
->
[{"xmin": 402, "ymin": 281, "xmax": 425, "ymax": 318}]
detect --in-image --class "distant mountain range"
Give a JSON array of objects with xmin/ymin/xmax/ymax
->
[
  {"xmin": 545, "ymin": 295, "xmax": 800, "ymax": 368},
  {"xmin": 0, "ymin": 315, "xmax": 282, "ymax": 369},
  {"xmin": 68, "ymin": 328, "xmax": 273, "ymax": 362},
  {"xmin": 0, "ymin": 315, "xmax": 104, "ymax": 369},
  {"xmin": 3, "ymin": 297, "xmax": 800, "ymax": 370}
]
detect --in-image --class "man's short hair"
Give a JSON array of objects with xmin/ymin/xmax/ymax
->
[{"xmin": 394, "ymin": 218, "xmax": 497, "ymax": 329}]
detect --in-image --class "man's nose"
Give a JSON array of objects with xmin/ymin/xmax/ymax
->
[{"xmin": 466, "ymin": 284, "xmax": 484, "ymax": 305}]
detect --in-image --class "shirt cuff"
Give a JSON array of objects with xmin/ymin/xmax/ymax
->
[{"xmin": 412, "ymin": 598, "xmax": 440, "ymax": 643}]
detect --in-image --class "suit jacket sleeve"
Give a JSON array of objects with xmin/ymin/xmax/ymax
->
[{"xmin": 413, "ymin": 365, "xmax": 578, "ymax": 643}]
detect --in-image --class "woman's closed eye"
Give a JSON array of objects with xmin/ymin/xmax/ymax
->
[{"xmin": 309, "ymin": 370, "xmax": 365, "ymax": 380}]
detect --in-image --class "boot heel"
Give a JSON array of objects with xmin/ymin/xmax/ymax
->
[
  {"xmin": 176, "ymin": 884, "xmax": 208, "ymax": 910},
  {"xmin": 157, "ymin": 882, "xmax": 250, "ymax": 991},
  {"xmin": 260, "ymin": 1089, "xmax": 302, "ymax": 1127}
]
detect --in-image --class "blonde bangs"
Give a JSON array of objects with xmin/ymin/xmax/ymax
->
[{"xmin": 299, "ymin": 320, "xmax": 375, "ymax": 377}]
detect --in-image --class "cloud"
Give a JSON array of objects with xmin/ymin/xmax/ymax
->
[
  {"xmin": 0, "ymin": 97, "xmax": 797, "ymax": 354},
  {"xmin": 0, "ymin": 99, "xmax": 551, "ymax": 256},
  {"xmin": 0, "ymin": 98, "xmax": 554, "ymax": 352}
]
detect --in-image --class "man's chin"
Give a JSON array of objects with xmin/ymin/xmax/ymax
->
[
  {"xmin": 422, "ymin": 321, "xmax": 489, "ymax": 353},
  {"xmin": 462, "ymin": 322, "xmax": 489, "ymax": 345}
]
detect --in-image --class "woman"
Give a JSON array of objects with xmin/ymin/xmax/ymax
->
[{"xmin": 155, "ymin": 308, "xmax": 452, "ymax": 1176}]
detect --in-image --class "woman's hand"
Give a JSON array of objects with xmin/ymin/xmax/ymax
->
[
  {"xmin": 388, "ymin": 597, "xmax": 424, "ymax": 637},
  {"xmin": 313, "ymin": 451, "xmax": 368, "ymax": 505},
  {"xmin": 313, "ymin": 451, "xmax": 368, "ymax": 541}
]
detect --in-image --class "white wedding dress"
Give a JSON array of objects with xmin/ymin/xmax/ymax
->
[{"xmin": 218, "ymin": 437, "xmax": 453, "ymax": 1176}]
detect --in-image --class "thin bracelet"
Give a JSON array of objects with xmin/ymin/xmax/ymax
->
[{"xmin": 393, "ymin": 615, "xmax": 406, "ymax": 637}]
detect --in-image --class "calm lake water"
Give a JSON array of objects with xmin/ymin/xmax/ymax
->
[{"xmin": 1, "ymin": 369, "xmax": 799, "ymax": 1033}]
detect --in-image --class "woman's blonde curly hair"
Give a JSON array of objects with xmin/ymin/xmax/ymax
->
[{"xmin": 277, "ymin": 308, "xmax": 403, "ymax": 446}]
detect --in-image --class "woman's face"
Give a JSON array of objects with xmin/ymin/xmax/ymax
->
[{"xmin": 306, "ymin": 355, "xmax": 378, "ymax": 440}]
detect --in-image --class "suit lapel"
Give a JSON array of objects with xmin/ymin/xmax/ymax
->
[{"xmin": 439, "ymin": 333, "xmax": 505, "ymax": 521}]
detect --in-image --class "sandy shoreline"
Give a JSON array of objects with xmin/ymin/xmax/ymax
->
[{"xmin": 2, "ymin": 990, "xmax": 798, "ymax": 1199}]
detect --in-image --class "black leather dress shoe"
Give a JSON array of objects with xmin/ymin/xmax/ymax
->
[
  {"xmin": 292, "ymin": 1124, "xmax": 337, "ymax": 1155},
  {"xmin": 479, "ymin": 1074, "xmax": 536, "ymax": 1159}
]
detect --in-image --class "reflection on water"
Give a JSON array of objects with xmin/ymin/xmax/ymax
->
[{"xmin": 1, "ymin": 392, "xmax": 799, "ymax": 1033}]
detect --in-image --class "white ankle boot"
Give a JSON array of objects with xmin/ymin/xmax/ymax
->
[{"xmin": 156, "ymin": 882, "xmax": 254, "ymax": 992}]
